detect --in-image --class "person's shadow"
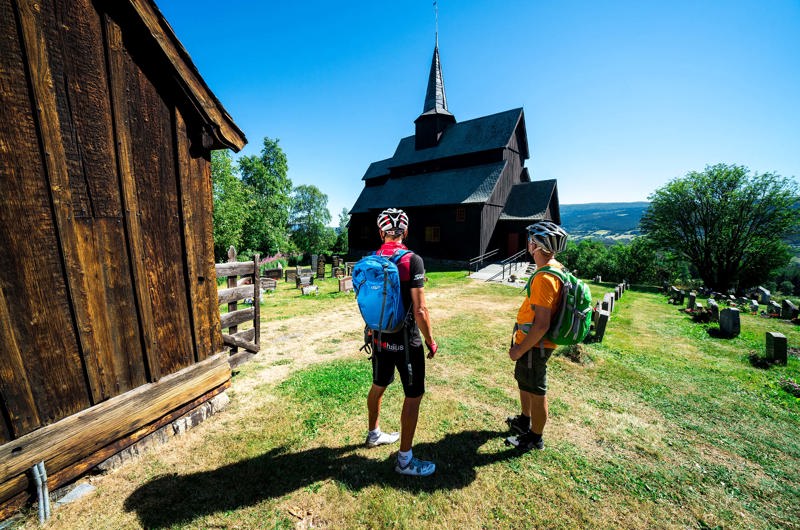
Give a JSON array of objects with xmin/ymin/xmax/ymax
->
[{"xmin": 124, "ymin": 429, "xmax": 518, "ymax": 528}]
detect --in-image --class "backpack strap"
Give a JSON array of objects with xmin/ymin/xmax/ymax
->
[{"xmin": 526, "ymin": 265, "xmax": 566, "ymax": 297}]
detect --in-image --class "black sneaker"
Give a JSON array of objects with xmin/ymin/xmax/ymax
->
[
  {"xmin": 505, "ymin": 414, "xmax": 531, "ymax": 435},
  {"xmin": 505, "ymin": 431, "xmax": 544, "ymax": 451}
]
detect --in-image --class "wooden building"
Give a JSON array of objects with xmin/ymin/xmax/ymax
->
[
  {"xmin": 349, "ymin": 45, "xmax": 560, "ymax": 261},
  {"xmin": 0, "ymin": 0, "xmax": 245, "ymax": 514}
]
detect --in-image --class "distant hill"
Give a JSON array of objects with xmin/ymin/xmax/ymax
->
[{"xmin": 559, "ymin": 202, "xmax": 649, "ymax": 243}]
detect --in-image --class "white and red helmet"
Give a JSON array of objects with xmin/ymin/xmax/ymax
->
[{"xmin": 377, "ymin": 208, "xmax": 409, "ymax": 235}]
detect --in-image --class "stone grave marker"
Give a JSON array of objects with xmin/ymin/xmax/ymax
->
[
  {"xmin": 769, "ymin": 300, "xmax": 782, "ymax": 316},
  {"xmin": 296, "ymin": 275, "xmax": 313, "ymax": 288},
  {"xmin": 758, "ymin": 286, "xmax": 771, "ymax": 306},
  {"xmin": 766, "ymin": 331, "xmax": 788, "ymax": 365},
  {"xmin": 260, "ymin": 278, "xmax": 277, "ymax": 292},
  {"xmin": 719, "ymin": 308, "xmax": 741, "ymax": 337},
  {"xmin": 593, "ymin": 309, "xmax": 610, "ymax": 343},
  {"xmin": 687, "ymin": 292, "xmax": 697, "ymax": 311},
  {"xmin": 262, "ymin": 267, "xmax": 282, "ymax": 280},
  {"xmin": 595, "ymin": 275, "xmax": 602, "ymax": 283},
  {"xmin": 781, "ymin": 299, "xmax": 797, "ymax": 320},
  {"xmin": 707, "ymin": 298, "xmax": 719, "ymax": 322},
  {"xmin": 345, "ymin": 261, "xmax": 357, "ymax": 276},
  {"xmin": 339, "ymin": 276, "xmax": 354, "ymax": 293},
  {"xmin": 601, "ymin": 297, "xmax": 610, "ymax": 313},
  {"xmin": 332, "ymin": 256, "xmax": 341, "ymax": 268},
  {"xmin": 333, "ymin": 266, "xmax": 345, "ymax": 279},
  {"xmin": 301, "ymin": 285, "xmax": 319, "ymax": 296},
  {"xmin": 311, "ymin": 254, "xmax": 318, "ymax": 273},
  {"xmin": 749, "ymin": 299, "xmax": 759, "ymax": 314},
  {"xmin": 284, "ymin": 269, "xmax": 297, "ymax": 282},
  {"xmin": 614, "ymin": 286, "xmax": 620, "ymax": 301}
]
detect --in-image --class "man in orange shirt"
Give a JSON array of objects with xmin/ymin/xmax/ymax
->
[{"xmin": 506, "ymin": 221, "xmax": 569, "ymax": 451}]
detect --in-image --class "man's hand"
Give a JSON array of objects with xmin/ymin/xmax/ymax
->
[
  {"xmin": 425, "ymin": 339, "xmax": 438, "ymax": 358},
  {"xmin": 509, "ymin": 344, "xmax": 525, "ymax": 361}
]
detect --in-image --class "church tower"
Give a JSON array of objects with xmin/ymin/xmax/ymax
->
[{"xmin": 414, "ymin": 43, "xmax": 456, "ymax": 150}]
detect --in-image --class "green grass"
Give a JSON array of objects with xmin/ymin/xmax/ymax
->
[{"xmin": 33, "ymin": 273, "xmax": 800, "ymax": 529}]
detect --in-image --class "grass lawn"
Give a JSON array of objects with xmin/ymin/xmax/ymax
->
[{"xmin": 23, "ymin": 274, "xmax": 800, "ymax": 529}]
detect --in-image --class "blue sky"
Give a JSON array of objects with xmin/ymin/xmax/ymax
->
[{"xmin": 158, "ymin": 1, "xmax": 800, "ymax": 221}]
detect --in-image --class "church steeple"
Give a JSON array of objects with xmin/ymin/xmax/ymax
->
[{"xmin": 414, "ymin": 43, "xmax": 456, "ymax": 150}]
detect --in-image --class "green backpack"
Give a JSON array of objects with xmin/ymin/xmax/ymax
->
[{"xmin": 526, "ymin": 265, "xmax": 593, "ymax": 345}]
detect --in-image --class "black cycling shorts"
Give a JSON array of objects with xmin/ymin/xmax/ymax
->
[
  {"xmin": 371, "ymin": 342, "xmax": 426, "ymax": 398},
  {"xmin": 515, "ymin": 347, "xmax": 554, "ymax": 396}
]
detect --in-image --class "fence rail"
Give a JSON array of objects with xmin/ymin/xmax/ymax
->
[
  {"xmin": 215, "ymin": 247, "xmax": 260, "ymax": 368},
  {"xmin": 468, "ymin": 248, "xmax": 499, "ymax": 272}
]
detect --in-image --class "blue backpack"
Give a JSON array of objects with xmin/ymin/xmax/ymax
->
[{"xmin": 353, "ymin": 250, "xmax": 411, "ymax": 349}]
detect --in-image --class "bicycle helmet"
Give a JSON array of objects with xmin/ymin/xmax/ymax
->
[
  {"xmin": 377, "ymin": 208, "xmax": 409, "ymax": 235},
  {"xmin": 526, "ymin": 221, "xmax": 568, "ymax": 254}
]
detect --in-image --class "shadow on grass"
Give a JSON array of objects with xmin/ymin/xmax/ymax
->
[
  {"xmin": 706, "ymin": 328, "xmax": 735, "ymax": 339},
  {"xmin": 124, "ymin": 429, "xmax": 517, "ymax": 528}
]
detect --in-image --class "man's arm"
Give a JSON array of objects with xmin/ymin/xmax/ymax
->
[
  {"xmin": 509, "ymin": 305, "xmax": 552, "ymax": 361},
  {"xmin": 411, "ymin": 287, "xmax": 436, "ymax": 358}
]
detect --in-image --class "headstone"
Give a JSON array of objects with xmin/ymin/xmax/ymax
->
[
  {"xmin": 769, "ymin": 300, "xmax": 782, "ymax": 316},
  {"xmin": 781, "ymin": 299, "xmax": 797, "ymax": 320},
  {"xmin": 284, "ymin": 269, "xmax": 297, "ymax": 282},
  {"xmin": 338, "ymin": 276, "xmax": 354, "ymax": 293},
  {"xmin": 719, "ymin": 308, "xmax": 741, "ymax": 337},
  {"xmin": 758, "ymin": 286, "xmax": 771, "ymax": 306},
  {"xmin": 707, "ymin": 298, "xmax": 719, "ymax": 322},
  {"xmin": 332, "ymin": 256, "xmax": 341, "ymax": 268},
  {"xmin": 749, "ymin": 299, "xmax": 759, "ymax": 314},
  {"xmin": 614, "ymin": 286, "xmax": 620, "ymax": 301},
  {"xmin": 301, "ymin": 285, "xmax": 319, "ymax": 296},
  {"xmin": 687, "ymin": 292, "xmax": 697, "ymax": 311},
  {"xmin": 601, "ymin": 297, "xmax": 610, "ymax": 313},
  {"xmin": 694, "ymin": 302, "xmax": 703, "ymax": 311},
  {"xmin": 596, "ymin": 275, "xmax": 603, "ymax": 283},
  {"xmin": 296, "ymin": 275, "xmax": 313, "ymax": 288},
  {"xmin": 260, "ymin": 278, "xmax": 277, "ymax": 292},
  {"xmin": 263, "ymin": 268, "xmax": 282, "ymax": 280},
  {"xmin": 316, "ymin": 255, "xmax": 326, "ymax": 279},
  {"xmin": 333, "ymin": 266, "xmax": 345, "ymax": 279},
  {"xmin": 605, "ymin": 292, "xmax": 615, "ymax": 313},
  {"xmin": 677, "ymin": 290, "xmax": 685, "ymax": 305},
  {"xmin": 593, "ymin": 310, "xmax": 610, "ymax": 343},
  {"xmin": 345, "ymin": 261, "xmax": 357, "ymax": 276},
  {"xmin": 766, "ymin": 332, "xmax": 788, "ymax": 365},
  {"xmin": 311, "ymin": 254, "xmax": 318, "ymax": 272}
]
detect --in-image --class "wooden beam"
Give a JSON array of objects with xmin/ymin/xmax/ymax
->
[
  {"xmin": 222, "ymin": 332, "xmax": 258, "ymax": 353},
  {"xmin": 253, "ymin": 253, "xmax": 261, "ymax": 348},
  {"xmin": 0, "ymin": 352, "xmax": 229, "ymax": 483},
  {"xmin": 215, "ymin": 261, "xmax": 257, "ymax": 278},
  {"xmin": 219, "ymin": 307, "xmax": 255, "ymax": 330},
  {"xmin": 217, "ymin": 285, "xmax": 254, "ymax": 305},
  {"xmin": 125, "ymin": 0, "xmax": 246, "ymax": 151}
]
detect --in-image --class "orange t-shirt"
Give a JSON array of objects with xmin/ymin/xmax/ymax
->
[{"xmin": 514, "ymin": 268, "xmax": 562, "ymax": 350}]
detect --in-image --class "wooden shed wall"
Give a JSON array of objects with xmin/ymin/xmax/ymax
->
[{"xmin": 0, "ymin": 0, "xmax": 223, "ymax": 445}]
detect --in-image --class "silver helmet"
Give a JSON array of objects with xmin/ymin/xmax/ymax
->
[{"xmin": 526, "ymin": 221, "xmax": 568, "ymax": 254}]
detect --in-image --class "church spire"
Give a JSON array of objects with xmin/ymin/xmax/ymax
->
[
  {"xmin": 422, "ymin": 45, "xmax": 451, "ymax": 115},
  {"xmin": 414, "ymin": 41, "xmax": 456, "ymax": 150}
]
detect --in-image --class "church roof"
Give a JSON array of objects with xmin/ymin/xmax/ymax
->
[
  {"xmin": 363, "ymin": 108, "xmax": 525, "ymax": 180},
  {"xmin": 499, "ymin": 180, "xmax": 558, "ymax": 220},
  {"xmin": 350, "ymin": 161, "xmax": 507, "ymax": 213}
]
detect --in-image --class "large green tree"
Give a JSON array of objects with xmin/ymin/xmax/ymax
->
[
  {"xmin": 640, "ymin": 163, "xmax": 800, "ymax": 291},
  {"xmin": 289, "ymin": 184, "xmax": 334, "ymax": 255},
  {"xmin": 238, "ymin": 137, "xmax": 293, "ymax": 254},
  {"xmin": 333, "ymin": 207, "xmax": 350, "ymax": 254},
  {"xmin": 211, "ymin": 150, "xmax": 248, "ymax": 260}
]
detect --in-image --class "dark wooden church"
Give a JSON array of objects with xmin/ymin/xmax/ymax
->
[{"xmin": 349, "ymin": 44, "xmax": 560, "ymax": 261}]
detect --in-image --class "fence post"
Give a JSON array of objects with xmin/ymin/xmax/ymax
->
[
  {"xmin": 227, "ymin": 246, "xmax": 238, "ymax": 354},
  {"xmin": 253, "ymin": 253, "xmax": 260, "ymax": 348}
]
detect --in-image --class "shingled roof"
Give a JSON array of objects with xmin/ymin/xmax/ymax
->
[
  {"xmin": 499, "ymin": 180, "xmax": 558, "ymax": 220},
  {"xmin": 363, "ymin": 108, "xmax": 526, "ymax": 180},
  {"xmin": 351, "ymin": 161, "xmax": 507, "ymax": 213}
]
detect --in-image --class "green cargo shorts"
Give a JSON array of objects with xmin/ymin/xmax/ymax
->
[{"xmin": 514, "ymin": 347, "xmax": 554, "ymax": 396}]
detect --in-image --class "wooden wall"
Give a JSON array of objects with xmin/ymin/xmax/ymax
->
[{"xmin": 0, "ymin": 0, "xmax": 224, "ymax": 448}]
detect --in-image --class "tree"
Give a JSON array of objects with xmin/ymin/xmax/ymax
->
[
  {"xmin": 289, "ymin": 184, "xmax": 333, "ymax": 255},
  {"xmin": 640, "ymin": 163, "xmax": 800, "ymax": 291},
  {"xmin": 211, "ymin": 150, "xmax": 248, "ymax": 260},
  {"xmin": 238, "ymin": 137, "xmax": 293, "ymax": 254},
  {"xmin": 333, "ymin": 208, "xmax": 349, "ymax": 254}
]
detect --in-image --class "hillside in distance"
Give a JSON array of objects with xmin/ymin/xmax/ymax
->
[{"xmin": 559, "ymin": 202, "xmax": 649, "ymax": 242}]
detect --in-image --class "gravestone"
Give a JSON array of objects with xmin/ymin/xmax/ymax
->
[
  {"xmin": 687, "ymin": 292, "xmax": 697, "ymax": 311},
  {"xmin": 758, "ymin": 286, "xmax": 771, "ymax": 306},
  {"xmin": 596, "ymin": 275, "xmax": 603, "ymax": 283},
  {"xmin": 316, "ymin": 255, "xmax": 326, "ymax": 279},
  {"xmin": 262, "ymin": 268, "xmax": 282, "ymax": 280},
  {"xmin": 781, "ymin": 299, "xmax": 797, "ymax": 320},
  {"xmin": 719, "ymin": 308, "xmax": 741, "ymax": 337},
  {"xmin": 601, "ymin": 297, "xmax": 610, "ymax": 313},
  {"xmin": 333, "ymin": 266, "xmax": 345, "ymax": 279},
  {"xmin": 677, "ymin": 290, "xmax": 685, "ymax": 305},
  {"xmin": 345, "ymin": 261, "xmax": 357, "ymax": 276},
  {"xmin": 260, "ymin": 278, "xmax": 277, "ymax": 292},
  {"xmin": 604, "ymin": 293, "xmax": 615, "ymax": 313},
  {"xmin": 749, "ymin": 299, "xmax": 759, "ymax": 314},
  {"xmin": 298, "ymin": 267, "xmax": 313, "ymax": 277},
  {"xmin": 694, "ymin": 302, "xmax": 703, "ymax": 311},
  {"xmin": 769, "ymin": 300, "xmax": 782, "ymax": 316},
  {"xmin": 332, "ymin": 256, "xmax": 341, "ymax": 268},
  {"xmin": 301, "ymin": 285, "xmax": 319, "ymax": 296},
  {"xmin": 284, "ymin": 269, "xmax": 297, "ymax": 283},
  {"xmin": 593, "ymin": 310, "xmax": 610, "ymax": 343},
  {"xmin": 311, "ymin": 254, "xmax": 318, "ymax": 273},
  {"xmin": 765, "ymin": 331, "xmax": 788, "ymax": 365},
  {"xmin": 339, "ymin": 276, "xmax": 354, "ymax": 293},
  {"xmin": 296, "ymin": 275, "xmax": 313, "ymax": 288},
  {"xmin": 614, "ymin": 286, "xmax": 620, "ymax": 301},
  {"xmin": 707, "ymin": 298, "xmax": 719, "ymax": 322}
]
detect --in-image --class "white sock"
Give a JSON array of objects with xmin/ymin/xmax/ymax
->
[
  {"xmin": 397, "ymin": 449, "xmax": 412, "ymax": 466},
  {"xmin": 369, "ymin": 428, "xmax": 381, "ymax": 438}
]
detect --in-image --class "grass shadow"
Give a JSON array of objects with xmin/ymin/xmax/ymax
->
[
  {"xmin": 124, "ymin": 429, "xmax": 517, "ymax": 528},
  {"xmin": 706, "ymin": 327, "xmax": 736, "ymax": 339}
]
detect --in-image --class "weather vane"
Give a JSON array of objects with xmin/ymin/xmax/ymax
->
[{"xmin": 434, "ymin": 0, "xmax": 439, "ymax": 46}]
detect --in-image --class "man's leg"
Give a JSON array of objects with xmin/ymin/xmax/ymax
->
[
  {"xmin": 399, "ymin": 395, "xmax": 422, "ymax": 452},
  {"xmin": 367, "ymin": 384, "xmax": 387, "ymax": 431},
  {"xmin": 528, "ymin": 392, "xmax": 548, "ymax": 435}
]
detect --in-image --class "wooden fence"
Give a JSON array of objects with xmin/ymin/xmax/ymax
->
[{"xmin": 215, "ymin": 247, "xmax": 260, "ymax": 368}]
